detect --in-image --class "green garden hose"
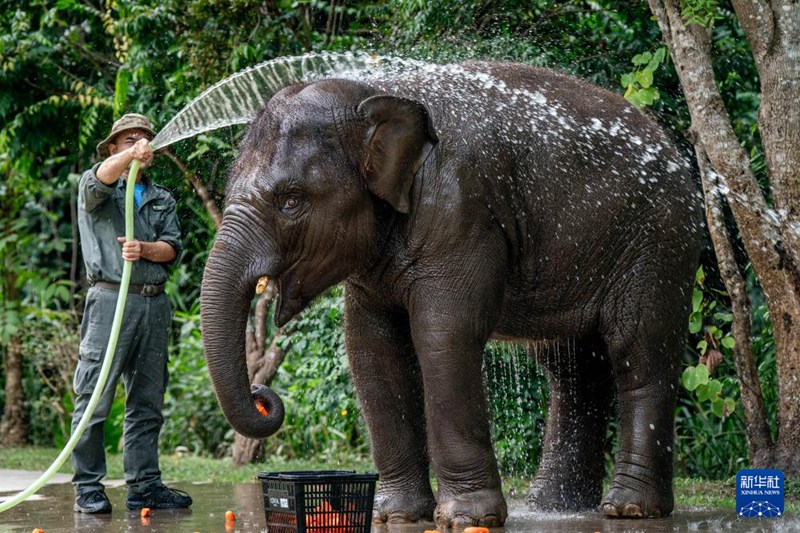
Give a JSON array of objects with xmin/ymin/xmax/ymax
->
[{"xmin": 0, "ymin": 160, "xmax": 142, "ymax": 513}]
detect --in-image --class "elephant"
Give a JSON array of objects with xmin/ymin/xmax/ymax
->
[{"xmin": 200, "ymin": 61, "xmax": 703, "ymax": 526}]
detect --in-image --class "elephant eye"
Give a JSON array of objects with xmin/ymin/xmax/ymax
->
[{"xmin": 282, "ymin": 194, "xmax": 300, "ymax": 210}]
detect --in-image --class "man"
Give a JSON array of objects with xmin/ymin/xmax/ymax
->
[{"xmin": 72, "ymin": 113, "xmax": 191, "ymax": 514}]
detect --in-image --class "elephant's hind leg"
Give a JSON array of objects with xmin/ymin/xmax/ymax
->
[
  {"xmin": 600, "ymin": 295, "xmax": 685, "ymax": 518},
  {"xmin": 528, "ymin": 337, "xmax": 614, "ymax": 511}
]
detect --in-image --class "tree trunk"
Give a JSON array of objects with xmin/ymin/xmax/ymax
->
[
  {"xmin": 164, "ymin": 149, "xmax": 223, "ymax": 228},
  {"xmin": 696, "ymin": 144, "xmax": 771, "ymax": 463},
  {"xmin": 1, "ymin": 335, "xmax": 28, "ymax": 446},
  {"xmin": 741, "ymin": 0, "xmax": 800, "ymax": 474},
  {"xmin": 1, "ymin": 219, "xmax": 28, "ymax": 445},
  {"xmin": 647, "ymin": 0, "xmax": 800, "ymax": 474}
]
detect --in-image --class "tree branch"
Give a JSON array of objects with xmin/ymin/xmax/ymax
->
[
  {"xmin": 325, "ymin": 0, "xmax": 336, "ymax": 44},
  {"xmin": 649, "ymin": 0, "xmax": 800, "ymax": 469},
  {"xmin": 648, "ymin": 0, "xmax": 783, "ymax": 291},
  {"xmin": 162, "ymin": 149, "xmax": 223, "ymax": 229},
  {"xmin": 730, "ymin": 0, "xmax": 775, "ymax": 69},
  {"xmin": 696, "ymin": 143, "xmax": 773, "ymax": 462}
]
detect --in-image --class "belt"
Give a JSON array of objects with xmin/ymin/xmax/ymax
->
[{"xmin": 92, "ymin": 281, "xmax": 165, "ymax": 297}]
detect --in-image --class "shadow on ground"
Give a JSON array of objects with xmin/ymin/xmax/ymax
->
[{"xmin": 1, "ymin": 481, "xmax": 797, "ymax": 532}]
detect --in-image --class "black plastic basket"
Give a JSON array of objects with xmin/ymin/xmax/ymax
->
[{"xmin": 258, "ymin": 470, "xmax": 379, "ymax": 533}]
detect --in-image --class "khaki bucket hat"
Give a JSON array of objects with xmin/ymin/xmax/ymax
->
[{"xmin": 96, "ymin": 113, "xmax": 157, "ymax": 157}]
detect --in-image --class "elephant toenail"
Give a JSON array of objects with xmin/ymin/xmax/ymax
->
[
  {"xmin": 602, "ymin": 502, "xmax": 620, "ymax": 516},
  {"xmin": 622, "ymin": 503, "xmax": 643, "ymax": 517}
]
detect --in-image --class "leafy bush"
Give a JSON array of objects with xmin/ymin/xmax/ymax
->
[
  {"xmin": 270, "ymin": 286, "xmax": 369, "ymax": 460},
  {"xmin": 160, "ymin": 309, "xmax": 232, "ymax": 457},
  {"xmin": 19, "ymin": 310, "xmax": 79, "ymax": 446},
  {"xmin": 683, "ymin": 266, "xmax": 737, "ymax": 419},
  {"xmin": 674, "ymin": 264, "xmax": 778, "ymax": 479}
]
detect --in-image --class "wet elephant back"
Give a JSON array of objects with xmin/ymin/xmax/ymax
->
[{"xmin": 371, "ymin": 63, "xmax": 701, "ymax": 338}]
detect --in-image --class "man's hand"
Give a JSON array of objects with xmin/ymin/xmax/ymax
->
[
  {"xmin": 118, "ymin": 236, "xmax": 143, "ymax": 262},
  {"xmin": 117, "ymin": 237, "xmax": 177, "ymax": 263},
  {"xmin": 97, "ymin": 137, "xmax": 154, "ymax": 185},
  {"xmin": 129, "ymin": 138, "xmax": 154, "ymax": 168}
]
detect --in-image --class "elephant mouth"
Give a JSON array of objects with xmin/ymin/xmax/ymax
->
[
  {"xmin": 254, "ymin": 253, "xmax": 337, "ymax": 327},
  {"xmin": 257, "ymin": 271, "xmax": 310, "ymax": 328}
]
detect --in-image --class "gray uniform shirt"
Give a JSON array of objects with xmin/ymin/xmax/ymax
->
[{"xmin": 78, "ymin": 163, "xmax": 182, "ymax": 285}]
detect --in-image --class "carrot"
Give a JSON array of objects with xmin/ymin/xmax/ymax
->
[
  {"xmin": 463, "ymin": 527, "xmax": 490, "ymax": 533},
  {"xmin": 140, "ymin": 507, "xmax": 151, "ymax": 518},
  {"xmin": 32, "ymin": 529, "xmax": 45, "ymax": 533},
  {"xmin": 226, "ymin": 510, "xmax": 236, "ymax": 521},
  {"xmin": 255, "ymin": 402, "xmax": 268, "ymax": 416},
  {"xmin": 306, "ymin": 501, "xmax": 352, "ymax": 533}
]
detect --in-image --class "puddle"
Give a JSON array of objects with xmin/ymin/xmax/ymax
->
[{"xmin": 0, "ymin": 483, "xmax": 795, "ymax": 532}]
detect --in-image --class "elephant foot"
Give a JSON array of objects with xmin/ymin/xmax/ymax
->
[
  {"xmin": 527, "ymin": 466, "xmax": 603, "ymax": 512},
  {"xmin": 434, "ymin": 489, "xmax": 507, "ymax": 528},
  {"xmin": 372, "ymin": 486, "xmax": 436, "ymax": 524},
  {"xmin": 601, "ymin": 478, "xmax": 673, "ymax": 518},
  {"xmin": 527, "ymin": 473, "xmax": 601, "ymax": 512}
]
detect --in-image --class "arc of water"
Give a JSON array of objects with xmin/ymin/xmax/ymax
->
[
  {"xmin": 149, "ymin": 50, "xmax": 547, "ymax": 156},
  {"xmin": 152, "ymin": 52, "xmax": 390, "ymax": 151}
]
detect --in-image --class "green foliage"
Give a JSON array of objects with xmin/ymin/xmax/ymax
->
[
  {"xmin": 750, "ymin": 280, "xmax": 778, "ymax": 441},
  {"xmin": 18, "ymin": 309, "xmax": 79, "ymax": 446},
  {"xmin": 674, "ymin": 400, "xmax": 747, "ymax": 478},
  {"xmin": 680, "ymin": 0, "xmax": 722, "ymax": 27},
  {"xmin": 682, "ymin": 364, "xmax": 736, "ymax": 418},
  {"xmin": 272, "ymin": 286, "xmax": 368, "ymax": 460},
  {"xmin": 385, "ymin": 1, "xmax": 662, "ymax": 89},
  {"xmin": 673, "ymin": 262, "xmax": 779, "ymax": 479},
  {"xmin": 621, "ymin": 47, "xmax": 666, "ymax": 108},
  {"xmin": 160, "ymin": 309, "xmax": 231, "ymax": 457},
  {"xmin": 684, "ymin": 266, "xmax": 737, "ymax": 418}
]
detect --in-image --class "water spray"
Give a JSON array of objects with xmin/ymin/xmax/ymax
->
[{"xmin": 0, "ymin": 160, "xmax": 141, "ymax": 513}]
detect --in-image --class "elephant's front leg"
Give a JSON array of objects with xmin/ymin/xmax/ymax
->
[
  {"xmin": 344, "ymin": 288, "xmax": 436, "ymax": 523},
  {"xmin": 410, "ymin": 286, "xmax": 507, "ymax": 528}
]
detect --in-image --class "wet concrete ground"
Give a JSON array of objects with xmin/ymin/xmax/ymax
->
[{"xmin": 1, "ymin": 480, "xmax": 797, "ymax": 532}]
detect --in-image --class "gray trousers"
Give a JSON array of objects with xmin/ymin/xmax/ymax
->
[{"xmin": 71, "ymin": 285, "xmax": 171, "ymax": 495}]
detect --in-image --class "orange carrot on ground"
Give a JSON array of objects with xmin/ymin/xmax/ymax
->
[
  {"xmin": 32, "ymin": 529, "xmax": 45, "ymax": 533},
  {"xmin": 226, "ymin": 510, "xmax": 236, "ymax": 521},
  {"xmin": 463, "ymin": 527, "xmax": 490, "ymax": 533},
  {"xmin": 140, "ymin": 507, "xmax": 151, "ymax": 518}
]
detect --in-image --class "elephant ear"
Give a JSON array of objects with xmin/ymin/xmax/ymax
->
[{"xmin": 357, "ymin": 95, "xmax": 438, "ymax": 214}]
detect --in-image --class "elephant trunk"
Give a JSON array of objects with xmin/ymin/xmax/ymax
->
[{"xmin": 200, "ymin": 224, "xmax": 285, "ymax": 439}]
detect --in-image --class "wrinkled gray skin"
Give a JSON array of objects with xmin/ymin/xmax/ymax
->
[{"xmin": 200, "ymin": 62, "xmax": 702, "ymax": 526}]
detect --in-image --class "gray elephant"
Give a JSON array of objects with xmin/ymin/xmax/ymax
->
[{"xmin": 200, "ymin": 62, "xmax": 702, "ymax": 525}]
